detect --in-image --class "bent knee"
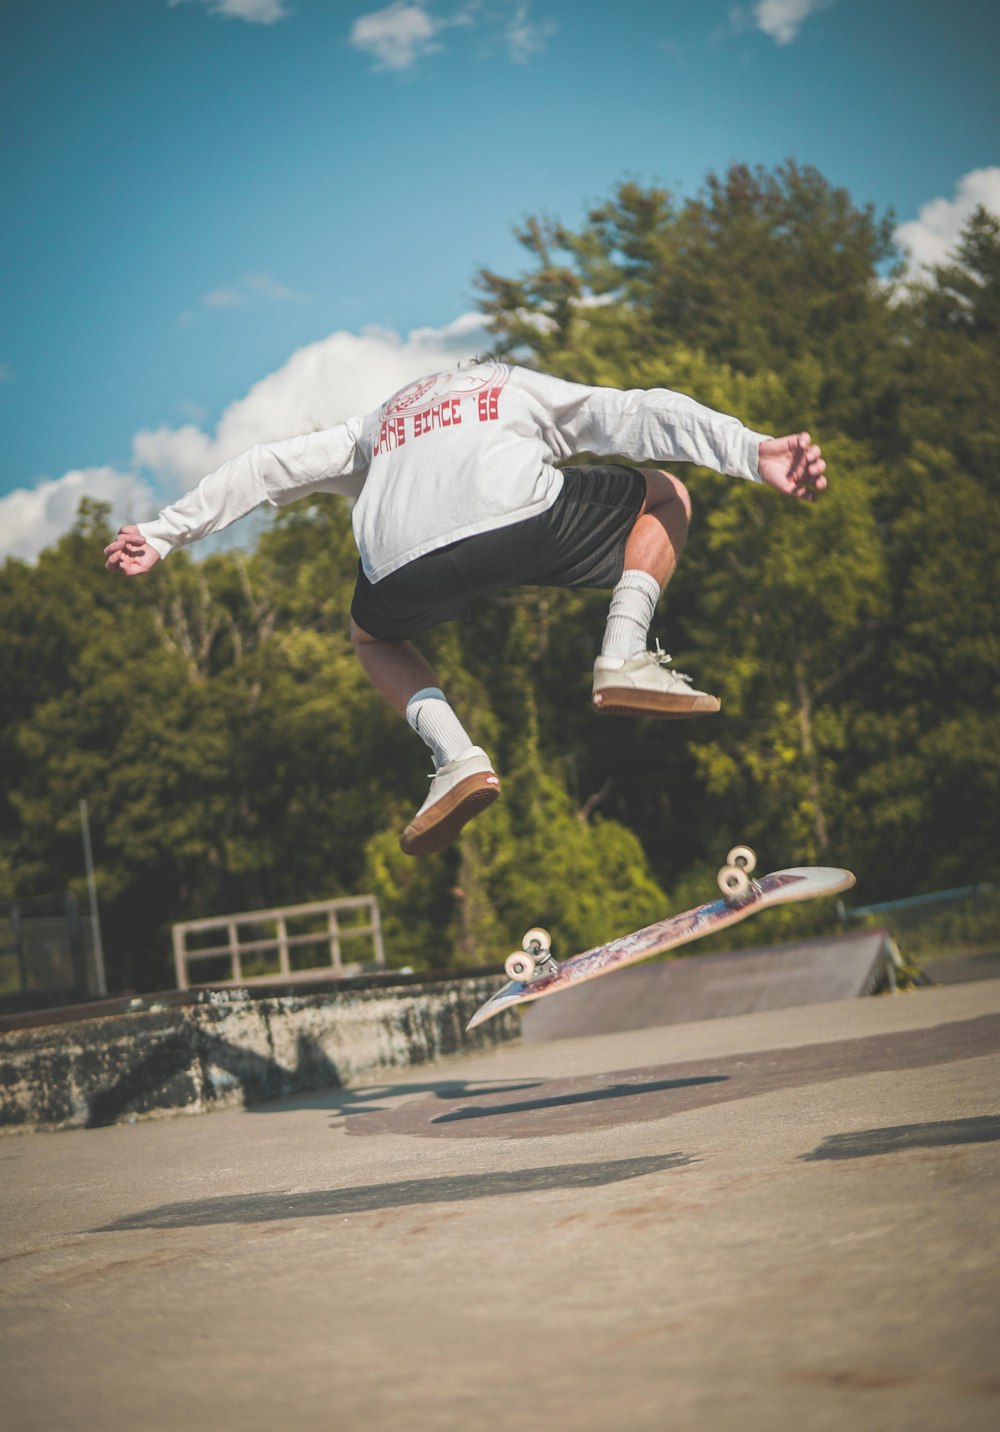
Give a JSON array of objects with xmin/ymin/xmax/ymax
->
[{"xmin": 641, "ymin": 468, "xmax": 692, "ymax": 523}]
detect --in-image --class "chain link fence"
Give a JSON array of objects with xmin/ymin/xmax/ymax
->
[{"xmin": 0, "ymin": 893, "xmax": 102, "ymax": 1016}]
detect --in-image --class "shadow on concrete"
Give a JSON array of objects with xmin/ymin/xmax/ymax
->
[
  {"xmin": 429, "ymin": 1076, "xmax": 728, "ymax": 1125},
  {"xmin": 86, "ymin": 1031, "xmax": 346, "ymax": 1128},
  {"xmin": 801, "ymin": 1115, "xmax": 1000, "ymax": 1161},
  {"xmin": 343, "ymin": 1015, "xmax": 1000, "ymax": 1141},
  {"xmin": 92, "ymin": 1152, "xmax": 697, "ymax": 1232},
  {"xmin": 249, "ymin": 1077, "xmax": 546, "ymax": 1119}
]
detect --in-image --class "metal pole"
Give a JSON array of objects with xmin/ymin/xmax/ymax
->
[{"xmin": 79, "ymin": 799, "xmax": 108, "ymax": 995}]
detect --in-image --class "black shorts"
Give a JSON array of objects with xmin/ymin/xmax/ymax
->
[{"xmin": 351, "ymin": 464, "xmax": 645, "ymax": 642}]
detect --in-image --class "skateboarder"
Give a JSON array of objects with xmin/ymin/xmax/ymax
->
[{"xmin": 105, "ymin": 362, "xmax": 827, "ymax": 856}]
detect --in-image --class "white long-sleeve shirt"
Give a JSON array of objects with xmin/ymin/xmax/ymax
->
[{"xmin": 138, "ymin": 363, "xmax": 771, "ymax": 583}]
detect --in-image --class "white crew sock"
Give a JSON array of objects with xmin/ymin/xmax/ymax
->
[
  {"xmin": 405, "ymin": 688, "xmax": 475, "ymax": 769},
  {"xmin": 600, "ymin": 569, "xmax": 662, "ymax": 659}
]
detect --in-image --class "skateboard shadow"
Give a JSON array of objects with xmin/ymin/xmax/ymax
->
[
  {"xmin": 428, "ymin": 1075, "xmax": 728, "ymax": 1125},
  {"xmin": 91, "ymin": 1151, "xmax": 697, "ymax": 1232}
]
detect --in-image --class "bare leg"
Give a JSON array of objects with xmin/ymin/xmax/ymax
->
[
  {"xmin": 594, "ymin": 469, "xmax": 718, "ymax": 715},
  {"xmin": 351, "ymin": 620, "xmax": 498, "ymax": 854},
  {"xmin": 623, "ymin": 468, "xmax": 692, "ymax": 590},
  {"xmin": 350, "ymin": 620, "xmax": 440, "ymax": 716}
]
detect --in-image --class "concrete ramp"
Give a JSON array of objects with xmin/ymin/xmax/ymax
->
[{"xmin": 522, "ymin": 928, "xmax": 893, "ymax": 1042}]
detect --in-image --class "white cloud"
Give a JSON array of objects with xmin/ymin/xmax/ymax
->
[
  {"xmin": 504, "ymin": 3, "xmax": 556, "ymax": 62},
  {"xmin": 132, "ymin": 312, "xmax": 491, "ymax": 490},
  {"xmin": 204, "ymin": 272, "xmax": 308, "ymax": 309},
  {"xmin": 753, "ymin": 0, "xmax": 832, "ymax": 44},
  {"xmin": 349, "ymin": 3, "xmax": 443, "ymax": 71},
  {"xmin": 349, "ymin": 1, "xmax": 555, "ymax": 71},
  {"xmin": 0, "ymin": 314, "xmax": 491, "ymax": 562},
  {"xmin": 180, "ymin": 273, "xmax": 310, "ymax": 326},
  {"xmin": 0, "ymin": 468, "xmax": 158, "ymax": 564},
  {"xmin": 895, "ymin": 167, "xmax": 1000, "ymax": 278},
  {"xmin": 202, "ymin": 287, "xmax": 246, "ymax": 308},
  {"xmin": 245, "ymin": 273, "xmax": 309, "ymax": 302},
  {"xmin": 169, "ymin": 0, "xmax": 292, "ymax": 24}
]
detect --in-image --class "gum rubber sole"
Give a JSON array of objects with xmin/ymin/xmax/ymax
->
[
  {"xmin": 399, "ymin": 774, "xmax": 500, "ymax": 857},
  {"xmin": 593, "ymin": 687, "xmax": 721, "ymax": 718}
]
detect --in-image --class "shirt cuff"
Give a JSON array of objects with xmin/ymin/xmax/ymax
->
[
  {"xmin": 743, "ymin": 430, "xmax": 772, "ymax": 483},
  {"xmin": 136, "ymin": 525, "xmax": 177, "ymax": 560}
]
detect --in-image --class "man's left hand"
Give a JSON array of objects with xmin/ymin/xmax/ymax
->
[{"xmin": 757, "ymin": 433, "xmax": 828, "ymax": 503}]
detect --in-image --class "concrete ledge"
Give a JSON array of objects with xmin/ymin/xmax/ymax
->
[{"xmin": 0, "ymin": 977, "xmax": 519, "ymax": 1133}]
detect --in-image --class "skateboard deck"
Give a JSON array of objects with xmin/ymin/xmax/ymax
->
[{"xmin": 467, "ymin": 865, "xmax": 856, "ymax": 1030}]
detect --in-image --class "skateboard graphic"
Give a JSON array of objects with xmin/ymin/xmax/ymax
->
[{"xmin": 466, "ymin": 848, "xmax": 856, "ymax": 1030}]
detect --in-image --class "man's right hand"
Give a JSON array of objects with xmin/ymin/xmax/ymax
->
[{"xmin": 104, "ymin": 525, "xmax": 161, "ymax": 576}]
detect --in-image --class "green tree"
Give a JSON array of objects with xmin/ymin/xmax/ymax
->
[
  {"xmin": 4, "ymin": 168, "xmax": 997, "ymax": 991},
  {"xmin": 851, "ymin": 443, "xmax": 1000, "ymax": 892},
  {"xmin": 478, "ymin": 161, "xmax": 898, "ymax": 440},
  {"xmin": 688, "ymin": 439, "xmax": 889, "ymax": 872},
  {"xmin": 894, "ymin": 205, "xmax": 1000, "ymax": 480}
]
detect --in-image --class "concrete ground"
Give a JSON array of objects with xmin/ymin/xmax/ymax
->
[{"xmin": 2, "ymin": 979, "xmax": 998, "ymax": 1432}]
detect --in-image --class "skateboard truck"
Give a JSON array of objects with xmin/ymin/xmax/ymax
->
[
  {"xmin": 504, "ymin": 926, "xmax": 556, "ymax": 982},
  {"xmin": 716, "ymin": 845, "xmax": 758, "ymax": 905},
  {"xmin": 505, "ymin": 850, "xmax": 759, "ymax": 984}
]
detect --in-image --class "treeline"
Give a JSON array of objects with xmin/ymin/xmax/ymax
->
[{"xmin": 2, "ymin": 161, "xmax": 998, "ymax": 992}]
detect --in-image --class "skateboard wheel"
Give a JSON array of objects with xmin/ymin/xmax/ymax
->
[
  {"xmin": 725, "ymin": 845, "xmax": 757, "ymax": 875},
  {"xmin": 521, "ymin": 926, "xmax": 551, "ymax": 955},
  {"xmin": 505, "ymin": 951, "xmax": 537, "ymax": 982},
  {"xmin": 717, "ymin": 864, "xmax": 752, "ymax": 902}
]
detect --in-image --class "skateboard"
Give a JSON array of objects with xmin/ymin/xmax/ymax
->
[{"xmin": 466, "ymin": 848, "xmax": 856, "ymax": 1030}]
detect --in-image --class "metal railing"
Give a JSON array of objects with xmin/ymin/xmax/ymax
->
[
  {"xmin": 172, "ymin": 896, "xmax": 385, "ymax": 990},
  {"xmin": 841, "ymin": 881, "xmax": 999, "ymax": 962}
]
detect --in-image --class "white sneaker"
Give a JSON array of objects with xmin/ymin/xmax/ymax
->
[
  {"xmin": 399, "ymin": 746, "xmax": 500, "ymax": 856},
  {"xmin": 592, "ymin": 642, "xmax": 721, "ymax": 718}
]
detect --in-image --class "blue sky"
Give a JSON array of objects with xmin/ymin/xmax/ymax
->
[{"xmin": 1, "ymin": 0, "xmax": 998, "ymax": 558}]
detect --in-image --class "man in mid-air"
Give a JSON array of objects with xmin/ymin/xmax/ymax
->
[{"xmin": 105, "ymin": 361, "xmax": 827, "ymax": 855}]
